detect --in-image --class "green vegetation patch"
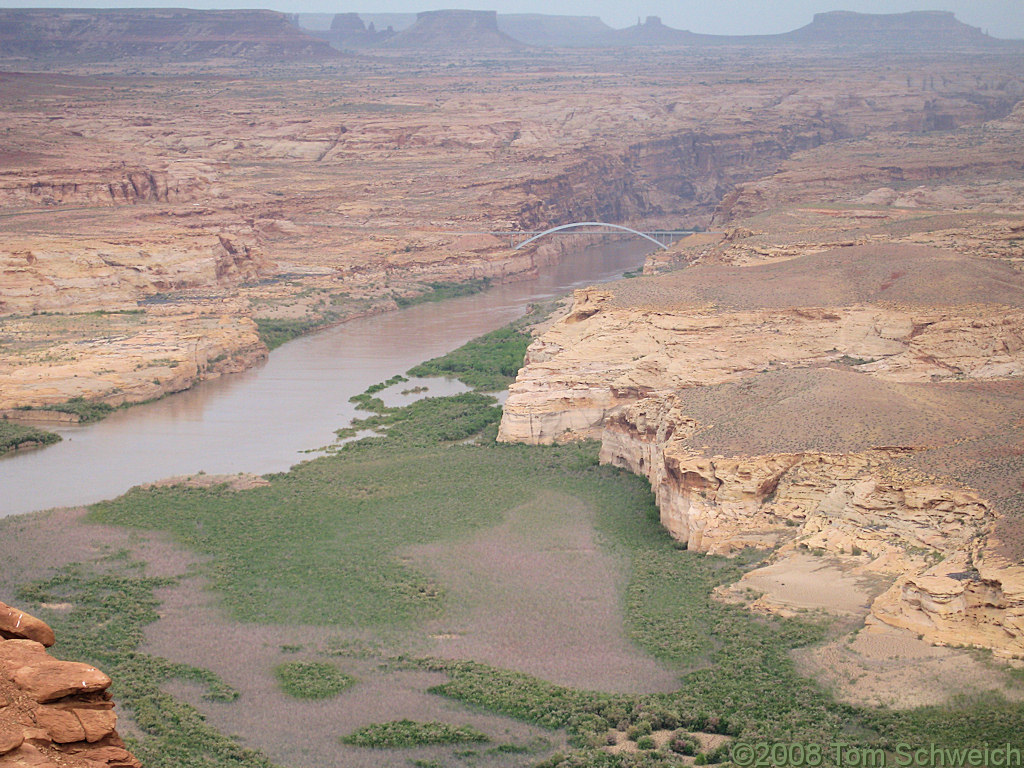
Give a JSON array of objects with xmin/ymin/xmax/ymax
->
[
  {"xmin": 16, "ymin": 396, "xmax": 115, "ymax": 423},
  {"xmin": 89, "ymin": 407, "xmax": 628, "ymax": 630},
  {"xmin": 363, "ymin": 374, "xmax": 408, "ymax": 395},
  {"xmin": 395, "ymin": 279, "xmax": 492, "ymax": 308},
  {"xmin": 274, "ymin": 661, "xmax": 355, "ymax": 699},
  {"xmin": 14, "ymin": 555, "xmax": 278, "ymax": 768},
  {"xmin": 254, "ymin": 317, "xmax": 322, "ymax": 351},
  {"xmin": 407, "ymin": 325, "xmax": 532, "ymax": 391},
  {"xmin": 336, "ymin": 391, "xmax": 502, "ymax": 446},
  {"xmin": 340, "ymin": 719, "xmax": 489, "ymax": 748},
  {"xmin": 0, "ymin": 420, "xmax": 61, "ymax": 453}
]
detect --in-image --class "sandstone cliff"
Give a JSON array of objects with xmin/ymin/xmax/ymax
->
[
  {"xmin": 1, "ymin": 43, "xmax": 1020, "ymax": 414},
  {"xmin": 0, "ymin": 601, "xmax": 139, "ymax": 768},
  {"xmin": 499, "ymin": 245, "xmax": 1024, "ymax": 444},
  {"xmin": 499, "ymin": 238, "xmax": 1024, "ymax": 657},
  {"xmin": 597, "ymin": 389, "xmax": 1023, "ymax": 657},
  {"xmin": 784, "ymin": 11, "xmax": 995, "ymax": 47}
]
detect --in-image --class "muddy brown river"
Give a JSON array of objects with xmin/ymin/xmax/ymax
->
[{"xmin": 0, "ymin": 241, "xmax": 650, "ymax": 517}]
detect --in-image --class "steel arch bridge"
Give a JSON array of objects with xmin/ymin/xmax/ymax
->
[
  {"xmin": 503, "ymin": 221, "xmax": 696, "ymax": 250},
  {"xmin": 512, "ymin": 222, "xmax": 680, "ymax": 250}
]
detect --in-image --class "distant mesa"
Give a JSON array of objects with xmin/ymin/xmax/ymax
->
[
  {"xmin": 0, "ymin": 8, "xmax": 341, "ymax": 62},
  {"xmin": 784, "ymin": 10, "xmax": 994, "ymax": 46},
  {"xmin": 605, "ymin": 10, "xmax": 1006, "ymax": 48},
  {"xmin": 331, "ymin": 12, "xmax": 366, "ymax": 34},
  {"xmin": 6, "ymin": 7, "xmax": 1009, "ymax": 62},
  {"xmin": 386, "ymin": 10, "xmax": 527, "ymax": 50},
  {"xmin": 287, "ymin": 9, "xmax": 1017, "ymax": 52},
  {"xmin": 496, "ymin": 14, "xmax": 613, "ymax": 48}
]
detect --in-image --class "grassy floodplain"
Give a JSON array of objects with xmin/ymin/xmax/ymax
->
[{"xmin": 9, "ymin": 321, "xmax": 1024, "ymax": 768}]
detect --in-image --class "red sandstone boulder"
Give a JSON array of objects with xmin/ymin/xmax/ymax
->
[
  {"xmin": 0, "ymin": 606, "xmax": 138, "ymax": 768},
  {"xmin": 0, "ymin": 604, "xmax": 54, "ymax": 648},
  {"xmin": 0, "ymin": 723, "xmax": 23, "ymax": 755},
  {"xmin": 0, "ymin": 640, "xmax": 110, "ymax": 703},
  {"xmin": 11, "ymin": 662, "xmax": 111, "ymax": 705}
]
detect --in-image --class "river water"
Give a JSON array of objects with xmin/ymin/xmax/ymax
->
[{"xmin": 0, "ymin": 241, "xmax": 650, "ymax": 517}]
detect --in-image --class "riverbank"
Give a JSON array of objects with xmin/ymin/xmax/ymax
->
[{"xmin": 0, "ymin": 240, "xmax": 649, "ymax": 517}]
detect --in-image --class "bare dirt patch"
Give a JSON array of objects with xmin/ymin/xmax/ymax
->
[
  {"xmin": 722, "ymin": 552, "xmax": 1020, "ymax": 710},
  {"xmin": 794, "ymin": 623, "xmax": 1024, "ymax": 709},
  {"xmin": 146, "ymin": 570, "xmax": 562, "ymax": 768},
  {"xmin": 0, "ymin": 506, "xmax": 193, "ymax": 597},
  {"xmin": 403, "ymin": 490, "xmax": 680, "ymax": 693},
  {"xmin": 724, "ymin": 552, "xmax": 880, "ymax": 617}
]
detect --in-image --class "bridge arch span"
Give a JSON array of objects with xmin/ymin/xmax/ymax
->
[{"xmin": 513, "ymin": 222, "xmax": 670, "ymax": 251}]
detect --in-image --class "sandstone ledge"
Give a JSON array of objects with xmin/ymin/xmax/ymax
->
[
  {"xmin": 597, "ymin": 395, "xmax": 1023, "ymax": 657},
  {"xmin": 498, "ymin": 243, "xmax": 1024, "ymax": 657},
  {"xmin": 0, "ymin": 602, "xmax": 139, "ymax": 768}
]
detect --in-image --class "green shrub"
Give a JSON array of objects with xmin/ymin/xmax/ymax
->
[
  {"xmin": 0, "ymin": 421, "xmax": 61, "ymax": 453},
  {"xmin": 394, "ymin": 279, "xmax": 491, "ymax": 308},
  {"xmin": 51, "ymin": 396, "xmax": 115, "ymax": 422},
  {"xmin": 627, "ymin": 721, "xmax": 652, "ymax": 741},
  {"xmin": 15, "ymin": 396, "xmax": 114, "ymax": 423},
  {"xmin": 274, "ymin": 661, "xmax": 355, "ymax": 699},
  {"xmin": 255, "ymin": 318, "xmax": 321, "ymax": 350},
  {"xmin": 407, "ymin": 325, "xmax": 531, "ymax": 391},
  {"xmin": 340, "ymin": 719, "xmax": 488, "ymax": 748},
  {"xmin": 636, "ymin": 735, "xmax": 656, "ymax": 750},
  {"xmin": 336, "ymin": 392, "xmax": 502, "ymax": 446},
  {"xmin": 668, "ymin": 731, "xmax": 697, "ymax": 755}
]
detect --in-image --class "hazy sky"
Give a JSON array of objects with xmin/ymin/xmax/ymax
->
[{"xmin": 1, "ymin": 0, "xmax": 1021, "ymax": 38}]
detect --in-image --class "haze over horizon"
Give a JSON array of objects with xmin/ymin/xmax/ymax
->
[{"xmin": 0, "ymin": 0, "xmax": 1021, "ymax": 39}]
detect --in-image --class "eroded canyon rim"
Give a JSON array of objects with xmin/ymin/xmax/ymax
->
[
  {"xmin": 1, "ymin": 32, "xmax": 1022, "ymax": 414},
  {"xmin": 498, "ymin": 91, "xmax": 1024, "ymax": 663}
]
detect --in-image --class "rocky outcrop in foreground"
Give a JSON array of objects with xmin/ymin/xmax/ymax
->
[{"xmin": 0, "ymin": 601, "xmax": 139, "ymax": 768}]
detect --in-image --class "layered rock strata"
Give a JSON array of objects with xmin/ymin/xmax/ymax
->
[
  {"xmin": 597, "ymin": 393, "xmax": 1023, "ymax": 657},
  {"xmin": 1, "ymin": 45, "xmax": 1021, "ymax": 411},
  {"xmin": 498, "ymin": 245, "xmax": 1024, "ymax": 444},
  {"xmin": 0, "ymin": 601, "xmax": 139, "ymax": 768},
  {"xmin": 499, "ymin": 242, "xmax": 1024, "ymax": 656}
]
